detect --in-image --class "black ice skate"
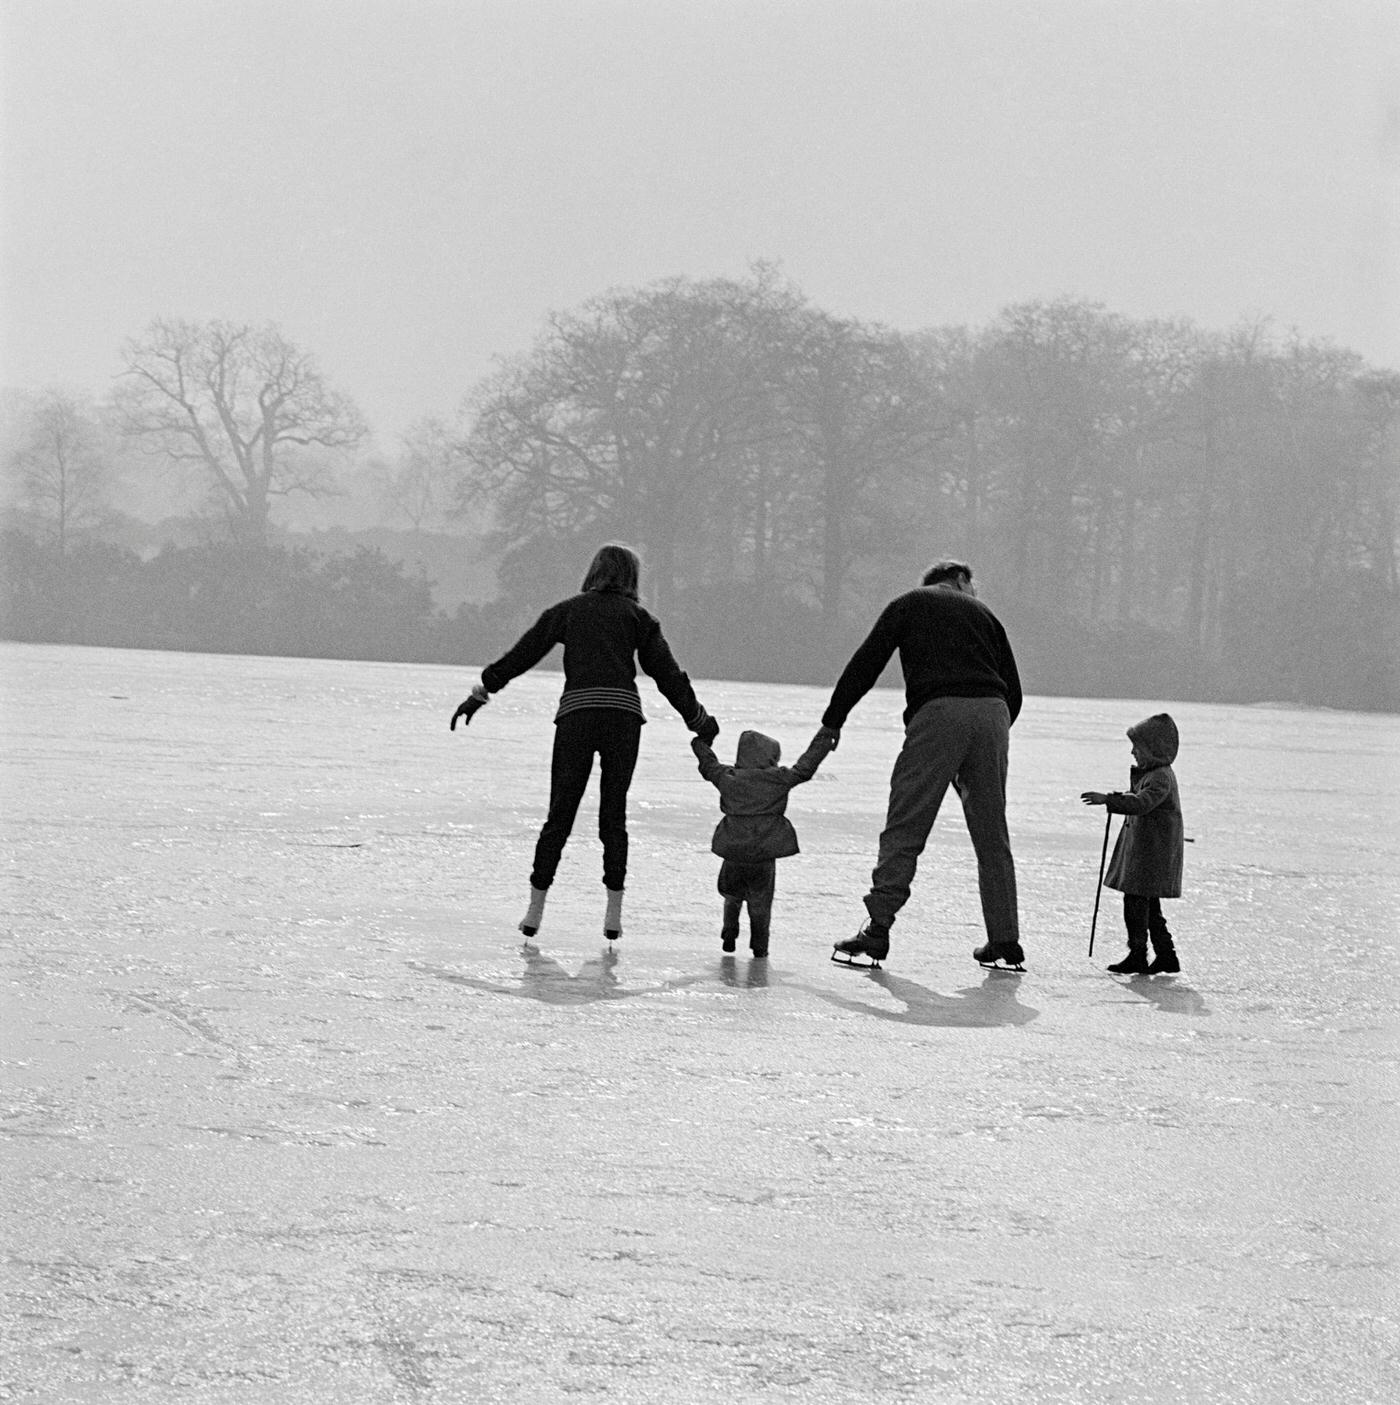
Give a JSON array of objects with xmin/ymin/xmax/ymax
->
[
  {"xmin": 832, "ymin": 923, "xmax": 890, "ymax": 969},
  {"xmin": 974, "ymin": 939, "xmax": 1026, "ymax": 972}
]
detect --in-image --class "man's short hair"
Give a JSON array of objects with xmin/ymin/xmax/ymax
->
[{"xmin": 922, "ymin": 560, "xmax": 973, "ymax": 588}]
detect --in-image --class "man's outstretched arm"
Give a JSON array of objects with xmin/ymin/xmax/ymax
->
[{"xmin": 821, "ymin": 603, "xmax": 900, "ymax": 730}]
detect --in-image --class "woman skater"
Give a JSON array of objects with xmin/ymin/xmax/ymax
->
[{"xmin": 451, "ymin": 544, "xmax": 719, "ymax": 941}]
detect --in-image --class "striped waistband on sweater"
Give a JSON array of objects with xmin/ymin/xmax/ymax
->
[{"xmin": 554, "ymin": 687, "xmax": 646, "ymax": 723}]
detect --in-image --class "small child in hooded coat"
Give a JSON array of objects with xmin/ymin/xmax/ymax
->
[
  {"xmin": 1081, "ymin": 712, "xmax": 1185, "ymax": 975},
  {"xmin": 691, "ymin": 727, "xmax": 836, "ymax": 957}
]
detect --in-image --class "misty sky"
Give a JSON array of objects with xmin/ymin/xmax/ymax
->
[{"xmin": 3, "ymin": 0, "xmax": 1397, "ymax": 447}]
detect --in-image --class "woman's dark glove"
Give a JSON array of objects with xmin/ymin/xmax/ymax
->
[
  {"xmin": 450, "ymin": 685, "xmax": 490, "ymax": 730},
  {"xmin": 694, "ymin": 711, "xmax": 720, "ymax": 746}
]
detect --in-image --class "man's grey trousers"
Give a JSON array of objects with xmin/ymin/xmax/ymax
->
[{"xmin": 864, "ymin": 695, "xmax": 1020, "ymax": 944}]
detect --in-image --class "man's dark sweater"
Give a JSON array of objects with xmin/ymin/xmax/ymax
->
[{"xmin": 822, "ymin": 587, "xmax": 1022, "ymax": 729}]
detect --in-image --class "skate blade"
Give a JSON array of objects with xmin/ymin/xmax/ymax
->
[
  {"xmin": 832, "ymin": 950, "xmax": 882, "ymax": 969},
  {"xmin": 977, "ymin": 959, "xmax": 1025, "ymax": 973}
]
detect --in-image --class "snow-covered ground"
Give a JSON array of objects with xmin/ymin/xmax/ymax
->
[{"xmin": 3, "ymin": 643, "xmax": 1397, "ymax": 1403}]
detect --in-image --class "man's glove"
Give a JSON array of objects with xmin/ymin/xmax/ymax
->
[
  {"xmin": 450, "ymin": 684, "xmax": 490, "ymax": 731},
  {"xmin": 694, "ymin": 710, "xmax": 720, "ymax": 746}
]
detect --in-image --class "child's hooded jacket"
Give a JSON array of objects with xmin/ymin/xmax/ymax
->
[
  {"xmin": 691, "ymin": 729, "xmax": 830, "ymax": 863},
  {"xmin": 1104, "ymin": 712, "xmax": 1184, "ymax": 898}
]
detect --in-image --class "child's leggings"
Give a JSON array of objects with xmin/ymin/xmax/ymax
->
[
  {"xmin": 718, "ymin": 860, "xmax": 775, "ymax": 947},
  {"xmin": 1123, "ymin": 894, "xmax": 1173, "ymax": 954}
]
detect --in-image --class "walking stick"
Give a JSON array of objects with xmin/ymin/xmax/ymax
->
[{"xmin": 1088, "ymin": 809, "xmax": 1112, "ymax": 957}]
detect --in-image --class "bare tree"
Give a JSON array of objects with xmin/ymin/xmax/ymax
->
[
  {"xmin": 116, "ymin": 319, "xmax": 366, "ymax": 543},
  {"xmin": 7, "ymin": 390, "xmax": 111, "ymax": 553},
  {"xmin": 375, "ymin": 417, "xmax": 461, "ymax": 532},
  {"xmin": 1354, "ymin": 370, "xmax": 1400, "ymax": 592},
  {"xmin": 780, "ymin": 311, "xmax": 945, "ymax": 623},
  {"xmin": 454, "ymin": 273, "xmax": 788, "ymax": 612},
  {"xmin": 438, "ymin": 269, "xmax": 1397, "ymax": 704}
]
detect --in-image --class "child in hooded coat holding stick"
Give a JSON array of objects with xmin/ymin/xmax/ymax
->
[
  {"xmin": 691, "ymin": 728, "xmax": 836, "ymax": 958},
  {"xmin": 1081, "ymin": 712, "xmax": 1185, "ymax": 975}
]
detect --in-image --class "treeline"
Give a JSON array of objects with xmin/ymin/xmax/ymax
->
[
  {"xmin": 3, "ymin": 269, "xmax": 1398, "ymax": 708},
  {"xmin": 440, "ymin": 269, "xmax": 1399, "ymax": 709},
  {"xmin": 0, "ymin": 533, "xmax": 448, "ymax": 663},
  {"xmin": 3, "ymin": 525, "xmax": 1395, "ymax": 711}
]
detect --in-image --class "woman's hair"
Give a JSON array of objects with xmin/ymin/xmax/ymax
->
[{"xmin": 581, "ymin": 543, "xmax": 641, "ymax": 600}]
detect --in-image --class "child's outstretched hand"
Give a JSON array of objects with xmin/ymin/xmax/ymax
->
[{"xmin": 1080, "ymin": 791, "xmax": 1108, "ymax": 806}]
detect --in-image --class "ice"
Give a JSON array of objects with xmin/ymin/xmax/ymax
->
[{"xmin": 2, "ymin": 642, "xmax": 1397, "ymax": 1402}]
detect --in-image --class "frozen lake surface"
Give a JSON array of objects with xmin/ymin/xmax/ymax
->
[{"xmin": 2, "ymin": 642, "xmax": 1397, "ymax": 1403}]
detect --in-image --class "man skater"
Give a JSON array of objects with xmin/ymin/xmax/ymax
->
[{"xmin": 818, "ymin": 560, "xmax": 1025, "ymax": 971}]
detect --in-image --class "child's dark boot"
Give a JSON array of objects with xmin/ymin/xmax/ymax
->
[
  {"xmin": 1108, "ymin": 938, "xmax": 1151, "ymax": 975},
  {"xmin": 1147, "ymin": 936, "xmax": 1180, "ymax": 974},
  {"xmin": 749, "ymin": 912, "xmax": 770, "ymax": 960},
  {"xmin": 721, "ymin": 897, "xmax": 741, "ymax": 954},
  {"xmin": 1112, "ymin": 898, "xmax": 1152, "ymax": 974},
  {"xmin": 1146, "ymin": 907, "xmax": 1179, "ymax": 973}
]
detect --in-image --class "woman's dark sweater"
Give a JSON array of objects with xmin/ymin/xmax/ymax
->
[{"xmin": 481, "ymin": 590, "xmax": 704, "ymax": 726}]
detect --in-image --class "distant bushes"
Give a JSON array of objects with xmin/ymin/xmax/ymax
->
[
  {"xmin": 3, "ymin": 529, "xmax": 1397, "ymax": 711},
  {"xmin": 998, "ymin": 604, "xmax": 1203, "ymax": 704},
  {"xmin": 1, "ymin": 532, "xmax": 438, "ymax": 663},
  {"xmin": 441, "ymin": 567, "xmax": 1400, "ymax": 710},
  {"xmin": 1215, "ymin": 573, "xmax": 1400, "ymax": 710}
]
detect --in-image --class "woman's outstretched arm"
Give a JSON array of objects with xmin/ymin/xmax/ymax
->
[
  {"xmin": 481, "ymin": 602, "xmax": 566, "ymax": 693},
  {"xmin": 636, "ymin": 614, "xmax": 715, "ymax": 736}
]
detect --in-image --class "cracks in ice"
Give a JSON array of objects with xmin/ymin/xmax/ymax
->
[
  {"xmin": 108, "ymin": 989, "xmax": 255, "ymax": 1069},
  {"xmin": 182, "ymin": 1120, "xmax": 387, "ymax": 1147}
]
